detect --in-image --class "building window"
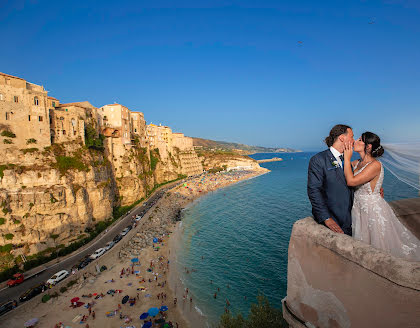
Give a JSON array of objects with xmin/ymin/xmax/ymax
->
[
  {"xmin": 34, "ymin": 97, "xmax": 39, "ymax": 106},
  {"xmin": 0, "ymin": 94, "xmax": 4, "ymax": 101},
  {"xmin": 134, "ymin": 129, "xmax": 137, "ymax": 132},
  {"xmin": 38, "ymin": 116, "xmax": 43, "ymax": 122},
  {"xmin": 63, "ymin": 130, "xmax": 66, "ymax": 135},
  {"xmin": 14, "ymin": 96, "xmax": 19, "ymax": 103},
  {"xmin": 28, "ymin": 115, "xmax": 31, "ymax": 121},
  {"xmin": 74, "ymin": 131, "xmax": 77, "ymax": 136},
  {"xmin": 52, "ymin": 101, "xmax": 56, "ymax": 107},
  {"xmin": 5, "ymin": 112, "xmax": 10, "ymax": 120}
]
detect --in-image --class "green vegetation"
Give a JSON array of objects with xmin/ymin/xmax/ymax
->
[
  {"xmin": 3, "ymin": 139, "xmax": 13, "ymax": 144},
  {"xmin": 41, "ymin": 294, "xmax": 51, "ymax": 303},
  {"xmin": 59, "ymin": 286, "xmax": 67, "ymax": 293},
  {"xmin": 0, "ymin": 218, "xmax": 5, "ymax": 225},
  {"xmin": 67, "ymin": 279, "xmax": 77, "ymax": 288},
  {"xmin": 150, "ymin": 149, "xmax": 160, "ymax": 171},
  {"xmin": 22, "ymin": 148, "xmax": 38, "ymax": 154},
  {"xmin": 26, "ymin": 138, "xmax": 37, "ymax": 144},
  {"xmin": 85, "ymin": 124, "xmax": 105, "ymax": 151},
  {"xmin": 4, "ymin": 233, "xmax": 14, "ymax": 240},
  {"xmin": 54, "ymin": 155, "xmax": 89, "ymax": 174},
  {"xmin": 208, "ymin": 167, "xmax": 225, "ymax": 173},
  {"xmin": 217, "ymin": 294, "xmax": 288, "ymax": 328},
  {"xmin": 50, "ymin": 234, "xmax": 59, "ymax": 240},
  {"xmin": 13, "ymin": 219, "xmax": 21, "ymax": 224},
  {"xmin": 1, "ymin": 130, "xmax": 16, "ymax": 138},
  {"xmin": 0, "ymin": 244, "xmax": 12, "ymax": 253}
]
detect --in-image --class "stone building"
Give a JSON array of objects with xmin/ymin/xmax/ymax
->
[
  {"xmin": 0, "ymin": 72, "xmax": 51, "ymax": 149},
  {"xmin": 130, "ymin": 111, "xmax": 147, "ymax": 147},
  {"xmin": 98, "ymin": 104, "xmax": 131, "ymax": 144},
  {"xmin": 172, "ymin": 133, "xmax": 193, "ymax": 151},
  {"xmin": 146, "ymin": 124, "xmax": 174, "ymax": 160},
  {"xmin": 49, "ymin": 101, "xmax": 98, "ymax": 145}
]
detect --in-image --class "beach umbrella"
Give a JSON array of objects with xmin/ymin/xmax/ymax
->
[
  {"xmin": 142, "ymin": 322, "xmax": 152, "ymax": 328},
  {"xmin": 153, "ymin": 238, "xmax": 158, "ymax": 243},
  {"xmin": 70, "ymin": 297, "xmax": 79, "ymax": 303},
  {"xmin": 139, "ymin": 312, "xmax": 149, "ymax": 320},
  {"xmin": 147, "ymin": 307, "xmax": 159, "ymax": 317},
  {"xmin": 24, "ymin": 318, "xmax": 38, "ymax": 327},
  {"xmin": 122, "ymin": 295, "xmax": 129, "ymax": 304},
  {"xmin": 160, "ymin": 305, "xmax": 168, "ymax": 312},
  {"xmin": 131, "ymin": 257, "xmax": 139, "ymax": 263}
]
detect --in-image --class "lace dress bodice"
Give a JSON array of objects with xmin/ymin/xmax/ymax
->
[{"xmin": 352, "ymin": 160, "xmax": 420, "ymax": 261}]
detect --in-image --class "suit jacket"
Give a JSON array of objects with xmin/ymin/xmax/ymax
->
[{"xmin": 307, "ymin": 149, "xmax": 354, "ymax": 235}]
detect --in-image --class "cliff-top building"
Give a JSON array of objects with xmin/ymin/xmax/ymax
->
[
  {"xmin": 0, "ymin": 72, "xmax": 51, "ymax": 149},
  {"xmin": 98, "ymin": 104, "xmax": 131, "ymax": 144}
]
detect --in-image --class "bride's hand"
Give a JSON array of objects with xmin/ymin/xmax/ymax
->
[{"xmin": 343, "ymin": 141, "xmax": 353, "ymax": 160}]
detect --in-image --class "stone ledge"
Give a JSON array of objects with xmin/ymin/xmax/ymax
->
[{"xmin": 294, "ymin": 218, "xmax": 420, "ymax": 290}]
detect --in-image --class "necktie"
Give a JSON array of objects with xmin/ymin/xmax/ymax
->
[{"xmin": 339, "ymin": 155, "xmax": 344, "ymax": 168}]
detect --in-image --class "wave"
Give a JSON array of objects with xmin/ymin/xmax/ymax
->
[{"xmin": 195, "ymin": 305, "xmax": 205, "ymax": 316}]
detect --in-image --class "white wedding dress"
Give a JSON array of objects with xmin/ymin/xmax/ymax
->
[{"xmin": 352, "ymin": 161, "xmax": 420, "ymax": 261}]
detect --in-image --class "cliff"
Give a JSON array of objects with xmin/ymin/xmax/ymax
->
[
  {"xmin": 198, "ymin": 151, "xmax": 265, "ymax": 172},
  {"xmin": 0, "ymin": 140, "xmax": 203, "ymax": 260}
]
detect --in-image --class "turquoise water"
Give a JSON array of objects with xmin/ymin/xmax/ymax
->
[{"xmin": 176, "ymin": 152, "xmax": 418, "ymax": 326}]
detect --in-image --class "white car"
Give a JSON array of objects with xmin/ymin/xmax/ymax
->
[
  {"xmin": 90, "ymin": 247, "xmax": 106, "ymax": 260},
  {"xmin": 47, "ymin": 270, "xmax": 69, "ymax": 286},
  {"xmin": 120, "ymin": 228, "xmax": 130, "ymax": 236},
  {"xmin": 134, "ymin": 215, "xmax": 142, "ymax": 222},
  {"xmin": 104, "ymin": 241, "xmax": 115, "ymax": 251}
]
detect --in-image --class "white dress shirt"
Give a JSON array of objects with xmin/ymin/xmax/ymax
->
[{"xmin": 330, "ymin": 146, "xmax": 343, "ymax": 168}]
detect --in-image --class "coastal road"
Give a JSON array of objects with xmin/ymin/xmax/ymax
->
[{"xmin": 0, "ymin": 180, "xmax": 188, "ymax": 308}]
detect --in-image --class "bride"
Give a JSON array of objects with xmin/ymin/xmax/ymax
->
[{"xmin": 343, "ymin": 131, "xmax": 420, "ymax": 261}]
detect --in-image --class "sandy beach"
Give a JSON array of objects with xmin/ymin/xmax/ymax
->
[{"xmin": 2, "ymin": 168, "xmax": 268, "ymax": 328}]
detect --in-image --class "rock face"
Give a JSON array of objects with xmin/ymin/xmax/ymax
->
[
  {"xmin": 0, "ymin": 139, "xmax": 205, "ymax": 256},
  {"xmin": 199, "ymin": 152, "xmax": 262, "ymax": 171},
  {"xmin": 0, "ymin": 144, "xmax": 116, "ymax": 254}
]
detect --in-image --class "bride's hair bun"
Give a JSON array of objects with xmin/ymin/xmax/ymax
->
[
  {"xmin": 362, "ymin": 132, "xmax": 384, "ymax": 158},
  {"xmin": 372, "ymin": 145, "xmax": 384, "ymax": 158}
]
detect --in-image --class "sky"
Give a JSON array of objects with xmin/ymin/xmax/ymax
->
[{"xmin": 1, "ymin": 0, "xmax": 419, "ymax": 150}]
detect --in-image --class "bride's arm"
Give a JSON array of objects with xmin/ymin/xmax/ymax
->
[{"xmin": 343, "ymin": 142, "xmax": 381, "ymax": 187}]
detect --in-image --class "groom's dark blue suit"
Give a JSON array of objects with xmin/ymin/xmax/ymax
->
[{"xmin": 307, "ymin": 149, "xmax": 354, "ymax": 235}]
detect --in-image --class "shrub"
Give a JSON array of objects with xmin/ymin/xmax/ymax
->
[
  {"xmin": 54, "ymin": 156, "xmax": 88, "ymax": 174},
  {"xmin": 13, "ymin": 219, "xmax": 21, "ymax": 224},
  {"xmin": 59, "ymin": 286, "xmax": 67, "ymax": 293},
  {"xmin": 22, "ymin": 148, "xmax": 38, "ymax": 154},
  {"xmin": 4, "ymin": 233, "xmax": 14, "ymax": 240},
  {"xmin": 150, "ymin": 149, "xmax": 159, "ymax": 171},
  {"xmin": 42, "ymin": 294, "xmax": 51, "ymax": 303},
  {"xmin": 0, "ymin": 218, "xmax": 5, "ymax": 225},
  {"xmin": 66, "ymin": 279, "xmax": 77, "ymax": 288},
  {"xmin": 1, "ymin": 130, "xmax": 16, "ymax": 138},
  {"xmin": 3, "ymin": 139, "xmax": 12, "ymax": 144},
  {"xmin": 85, "ymin": 124, "xmax": 104, "ymax": 151},
  {"xmin": 0, "ymin": 244, "xmax": 13, "ymax": 253},
  {"xmin": 26, "ymin": 138, "xmax": 37, "ymax": 144}
]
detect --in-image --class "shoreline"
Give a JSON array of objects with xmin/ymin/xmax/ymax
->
[
  {"xmin": 166, "ymin": 168, "xmax": 270, "ymax": 328},
  {"xmin": 1, "ymin": 169, "xmax": 269, "ymax": 328}
]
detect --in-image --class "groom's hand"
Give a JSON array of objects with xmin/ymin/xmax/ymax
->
[{"xmin": 325, "ymin": 218, "xmax": 344, "ymax": 234}]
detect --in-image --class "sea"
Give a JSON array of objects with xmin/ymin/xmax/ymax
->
[{"xmin": 174, "ymin": 152, "xmax": 418, "ymax": 327}]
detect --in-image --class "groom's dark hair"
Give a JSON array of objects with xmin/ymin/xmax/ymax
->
[{"xmin": 325, "ymin": 124, "xmax": 351, "ymax": 147}]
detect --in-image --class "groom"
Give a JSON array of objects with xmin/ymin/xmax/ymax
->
[{"xmin": 307, "ymin": 124, "xmax": 354, "ymax": 235}]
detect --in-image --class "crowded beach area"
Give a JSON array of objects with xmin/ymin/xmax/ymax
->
[{"xmin": 2, "ymin": 168, "xmax": 269, "ymax": 328}]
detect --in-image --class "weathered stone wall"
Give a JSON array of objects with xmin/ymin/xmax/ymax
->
[{"xmin": 283, "ymin": 217, "xmax": 420, "ymax": 328}]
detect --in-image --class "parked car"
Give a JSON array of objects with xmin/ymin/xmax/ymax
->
[
  {"xmin": 7, "ymin": 273, "xmax": 24, "ymax": 287},
  {"xmin": 120, "ymin": 228, "xmax": 130, "ymax": 236},
  {"xmin": 46, "ymin": 270, "xmax": 69, "ymax": 286},
  {"xmin": 104, "ymin": 241, "xmax": 115, "ymax": 251},
  {"xmin": 89, "ymin": 247, "xmax": 106, "ymax": 260},
  {"xmin": 77, "ymin": 256, "xmax": 93, "ymax": 270},
  {"xmin": 134, "ymin": 215, "xmax": 142, "ymax": 222},
  {"xmin": 113, "ymin": 234, "xmax": 122, "ymax": 243},
  {"xmin": 19, "ymin": 283, "xmax": 47, "ymax": 302},
  {"xmin": 0, "ymin": 300, "xmax": 17, "ymax": 316},
  {"xmin": 126, "ymin": 225, "xmax": 133, "ymax": 230}
]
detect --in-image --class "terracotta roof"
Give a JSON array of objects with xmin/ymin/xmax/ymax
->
[
  {"xmin": 48, "ymin": 96, "xmax": 59, "ymax": 100},
  {"xmin": 0, "ymin": 72, "xmax": 25, "ymax": 81}
]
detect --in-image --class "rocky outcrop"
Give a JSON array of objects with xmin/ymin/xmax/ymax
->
[
  {"xmin": 0, "ymin": 143, "xmax": 116, "ymax": 254},
  {"xmin": 199, "ymin": 152, "xmax": 263, "ymax": 171}
]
